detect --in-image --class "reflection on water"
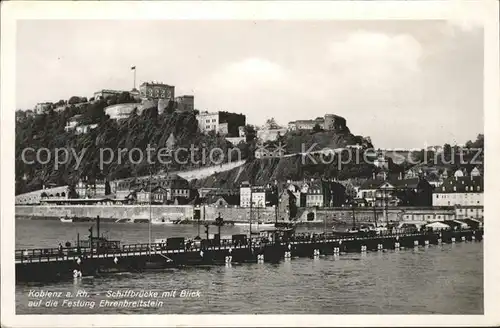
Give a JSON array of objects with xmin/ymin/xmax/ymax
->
[{"xmin": 15, "ymin": 219, "xmax": 483, "ymax": 314}]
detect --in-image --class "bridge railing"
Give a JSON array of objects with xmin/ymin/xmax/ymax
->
[
  {"xmin": 15, "ymin": 246, "xmax": 93, "ymax": 263},
  {"xmin": 16, "ymin": 229, "xmax": 481, "ymax": 263}
]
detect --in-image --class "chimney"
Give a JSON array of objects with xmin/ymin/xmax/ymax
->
[{"xmin": 399, "ymin": 172, "xmax": 402, "ymax": 180}]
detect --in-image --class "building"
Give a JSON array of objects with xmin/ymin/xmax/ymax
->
[
  {"xmin": 288, "ymin": 117, "xmax": 324, "ymax": 130},
  {"xmin": 277, "ymin": 189, "xmax": 297, "ymax": 220},
  {"xmin": 175, "ymin": 95, "xmax": 194, "ymax": 111},
  {"xmin": 196, "ymin": 111, "xmax": 220, "ymax": 133},
  {"xmin": 285, "ymin": 179, "xmax": 343, "ymax": 208},
  {"xmin": 165, "ymin": 133, "xmax": 176, "ymax": 149},
  {"xmin": 225, "ymin": 137, "xmax": 246, "ymax": 145},
  {"xmin": 159, "ymin": 174, "xmax": 191, "ymax": 202},
  {"xmin": 104, "ymin": 103, "xmax": 141, "ymax": 120},
  {"xmin": 75, "ymin": 124, "xmax": 98, "ymax": 135},
  {"xmin": 75, "ymin": 179, "xmax": 106, "ymax": 199},
  {"xmin": 251, "ymin": 186, "xmax": 266, "ymax": 208},
  {"xmin": 140, "ymin": 82, "xmax": 175, "ymax": 100},
  {"xmin": 453, "ymin": 169, "xmax": 465, "ymax": 178},
  {"xmin": 64, "ymin": 115, "xmax": 83, "ymax": 132},
  {"xmin": 196, "ymin": 111, "xmax": 246, "ymax": 136},
  {"xmin": 206, "ymin": 189, "xmax": 240, "ymax": 207},
  {"xmin": 239, "ymin": 182, "xmax": 266, "ymax": 208},
  {"xmin": 239, "ymin": 182, "xmax": 251, "ymax": 207},
  {"xmin": 304, "ymin": 180, "xmax": 324, "ymax": 207},
  {"xmin": 470, "ymin": 166, "xmax": 481, "ymax": 177},
  {"xmin": 286, "ymin": 183, "xmax": 302, "ymax": 207},
  {"xmin": 357, "ymin": 177, "xmax": 433, "ymax": 207},
  {"xmin": 287, "ymin": 114, "xmax": 347, "ymax": 131},
  {"xmin": 432, "ymin": 176, "xmax": 483, "ymax": 207},
  {"xmin": 34, "ymin": 102, "xmax": 52, "ymax": 115},
  {"xmin": 256, "ymin": 128, "xmax": 287, "ymax": 143},
  {"xmin": 94, "ymin": 89, "xmax": 127, "ymax": 101},
  {"xmin": 254, "ymin": 144, "xmax": 286, "ymax": 159},
  {"xmin": 200, "ymin": 188, "xmax": 240, "ymax": 206},
  {"xmin": 136, "ymin": 188, "xmax": 151, "ymax": 204},
  {"xmin": 151, "ymin": 186, "xmax": 169, "ymax": 204}
]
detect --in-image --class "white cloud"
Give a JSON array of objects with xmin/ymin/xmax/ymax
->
[
  {"xmin": 210, "ymin": 57, "xmax": 290, "ymax": 89},
  {"xmin": 328, "ymin": 31, "xmax": 422, "ymax": 80}
]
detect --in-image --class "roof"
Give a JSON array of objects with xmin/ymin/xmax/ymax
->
[
  {"xmin": 436, "ymin": 176, "xmax": 483, "ymax": 193},
  {"xmin": 151, "ymin": 186, "xmax": 168, "ymax": 193},
  {"xmin": 95, "ymin": 89, "xmax": 125, "ymax": 94},
  {"xmin": 140, "ymin": 82, "xmax": 173, "ymax": 87},
  {"xmin": 41, "ymin": 198, "xmax": 114, "ymax": 203},
  {"xmin": 205, "ymin": 189, "xmax": 239, "ymax": 197},
  {"xmin": 425, "ymin": 222, "xmax": 450, "ymax": 228},
  {"xmin": 209, "ymin": 195, "xmax": 239, "ymax": 206},
  {"xmin": 359, "ymin": 178, "xmax": 430, "ymax": 190},
  {"xmin": 390, "ymin": 178, "xmax": 420, "ymax": 189},
  {"xmin": 359, "ymin": 179, "xmax": 385, "ymax": 190},
  {"xmin": 306, "ymin": 180, "xmax": 323, "ymax": 192},
  {"xmin": 292, "ymin": 118, "xmax": 325, "ymax": 124}
]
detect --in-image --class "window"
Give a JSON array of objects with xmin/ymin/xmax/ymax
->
[
  {"xmin": 477, "ymin": 186, "xmax": 481, "ymax": 191},
  {"xmin": 212, "ymin": 119, "xmax": 216, "ymax": 122},
  {"xmin": 453, "ymin": 186, "xmax": 457, "ymax": 191}
]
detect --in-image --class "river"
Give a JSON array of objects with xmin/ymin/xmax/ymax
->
[{"xmin": 15, "ymin": 218, "xmax": 483, "ymax": 314}]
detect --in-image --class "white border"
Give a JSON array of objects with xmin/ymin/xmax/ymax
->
[{"xmin": 2, "ymin": 1, "xmax": 499, "ymax": 327}]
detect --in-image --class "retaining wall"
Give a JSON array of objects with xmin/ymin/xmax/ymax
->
[{"xmin": 16, "ymin": 205, "xmax": 461, "ymax": 225}]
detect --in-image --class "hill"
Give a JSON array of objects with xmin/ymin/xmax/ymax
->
[{"xmin": 15, "ymin": 100, "xmax": 250, "ymax": 195}]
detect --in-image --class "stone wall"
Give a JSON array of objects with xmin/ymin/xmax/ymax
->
[
  {"xmin": 15, "ymin": 205, "xmax": 194, "ymax": 221},
  {"xmin": 16, "ymin": 205, "xmax": 460, "ymax": 225}
]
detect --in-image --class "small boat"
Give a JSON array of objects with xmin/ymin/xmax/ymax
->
[
  {"xmin": 151, "ymin": 218, "xmax": 175, "ymax": 225},
  {"xmin": 60, "ymin": 217, "xmax": 73, "ymax": 223},
  {"xmin": 235, "ymin": 222, "xmax": 275, "ymax": 228},
  {"xmin": 256, "ymin": 222, "xmax": 275, "ymax": 228}
]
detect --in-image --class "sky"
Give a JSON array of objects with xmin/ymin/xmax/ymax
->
[{"xmin": 16, "ymin": 20, "xmax": 483, "ymax": 149}]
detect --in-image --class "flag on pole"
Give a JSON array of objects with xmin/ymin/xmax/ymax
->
[{"xmin": 131, "ymin": 66, "xmax": 136, "ymax": 70}]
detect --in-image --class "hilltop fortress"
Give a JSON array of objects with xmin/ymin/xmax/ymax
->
[{"xmin": 287, "ymin": 114, "xmax": 347, "ymax": 132}]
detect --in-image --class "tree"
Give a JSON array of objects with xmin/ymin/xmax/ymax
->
[
  {"xmin": 442, "ymin": 143, "xmax": 452, "ymax": 163},
  {"xmin": 104, "ymin": 180, "xmax": 111, "ymax": 195},
  {"xmin": 117, "ymin": 92, "xmax": 132, "ymax": 104},
  {"xmin": 312, "ymin": 123, "xmax": 323, "ymax": 133},
  {"xmin": 68, "ymin": 96, "xmax": 82, "ymax": 105},
  {"xmin": 244, "ymin": 125, "xmax": 257, "ymax": 142},
  {"xmin": 265, "ymin": 117, "xmax": 280, "ymax": 129}
]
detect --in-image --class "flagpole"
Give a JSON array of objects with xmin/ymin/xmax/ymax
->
[{"xmin": 131, "ymin": 66, "xmax": 137, "ymax": 90}]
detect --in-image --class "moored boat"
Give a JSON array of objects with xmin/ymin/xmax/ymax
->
[
  {"xmin": 151, "ymin": 218, "xmax": 175, "ymax": 225},
  {"xmin": 60, "ymin": 217, "xmax": 73, "ymax": 223}
]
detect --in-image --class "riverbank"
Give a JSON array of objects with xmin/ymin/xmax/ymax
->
[{"xmin": 16, "ymin": 204, "xmax": 481, "ymax": 225}]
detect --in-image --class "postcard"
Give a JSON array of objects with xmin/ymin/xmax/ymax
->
[{"xmin": 1, "ymin": 1, "xmax": 499, "ymax": 327}]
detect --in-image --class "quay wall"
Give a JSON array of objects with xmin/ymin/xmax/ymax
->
[
  {"xmin": 15, "ymin": 205, "xmax": 467, "ymax": 224},
  {"xmin": 15, "ymin": 205, "xmax": 195, "ymax": 221}
]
